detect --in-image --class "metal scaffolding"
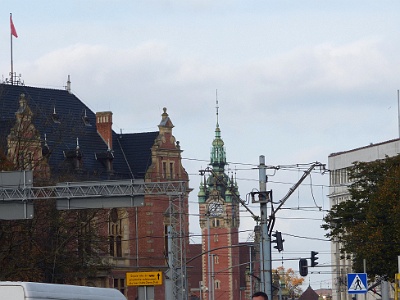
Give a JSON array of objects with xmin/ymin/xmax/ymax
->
[
  {"xmin": 166, "ymin": 192, "xmax": 188, "ymax": 300},
  {"xmin": 0, "ymin": 179, "xmax": 187, "ymax": 201},
  {"xmin": 0, "ymin": 173, "xmax": 188, "ymax": 298}
]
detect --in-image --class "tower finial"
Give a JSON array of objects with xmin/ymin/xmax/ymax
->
[{"xmin": 216, "ymin": 89, "xmax": 219, "ymax": 128}]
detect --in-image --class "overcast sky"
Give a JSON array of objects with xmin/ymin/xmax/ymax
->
[{"xmin": 2, "ymin": 0, "xmax": 400, "ymax": 291}]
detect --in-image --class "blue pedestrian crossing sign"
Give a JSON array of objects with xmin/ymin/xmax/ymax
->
[{"xmin": 347, "ymin": 273, "xmax": 368, "ymax": 294}]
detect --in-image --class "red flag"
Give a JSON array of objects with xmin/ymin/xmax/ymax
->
[{"xmin": 10, "ymin": 14, "xmax": 18, "ymax": 38}]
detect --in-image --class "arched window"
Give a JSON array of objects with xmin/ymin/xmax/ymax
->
[{"xmin": 109, "ymin": 209, "xmax": 122, "ymax": 257}]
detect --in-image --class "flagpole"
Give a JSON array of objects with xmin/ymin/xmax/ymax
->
[{"xmin": 10, "ymin": 13, "xmax": 14, "ymax": 85}]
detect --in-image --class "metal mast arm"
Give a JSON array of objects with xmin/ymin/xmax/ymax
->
[{"xmin": 271, "ymin": 162, "xmax": 325, "ymax": 218}]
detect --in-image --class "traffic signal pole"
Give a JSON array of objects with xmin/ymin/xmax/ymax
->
[
  {"xmin": 256, "ymin": 159, "xmax": 325, "ymax": 298},
  {"xmin": 259, "ymin": 155, "xmax": 272, "ymax": 300}
]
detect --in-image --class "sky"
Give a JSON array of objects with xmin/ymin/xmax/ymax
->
[{"xmin": 2, "ymin": 0, "xmax": 400, "ymax": 291}]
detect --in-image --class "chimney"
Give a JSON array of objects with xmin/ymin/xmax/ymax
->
[{"xmin": 96, "ymin": 111, "xmax": 113, "ymax": 150}]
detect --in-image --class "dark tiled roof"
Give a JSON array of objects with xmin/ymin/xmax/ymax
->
[
  {"xmin": 113, "ymin": 131, "xmax": 158, "ymax": 179},
  {"xmin": 0, "ymin": 84, "xmax": 157, "ymax": 181},
  {"xmin": 299, "ymin": 286, "xmax": 319, "ymax": 300}
]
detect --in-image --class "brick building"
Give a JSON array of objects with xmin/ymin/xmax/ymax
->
[{"xmin": 0, "ymin": 82, "xmax": 190, "ymax": 300}]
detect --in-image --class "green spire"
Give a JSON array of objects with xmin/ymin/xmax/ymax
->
[
  {"xmin": 198, "ymin": 93, "xmax": 240, "ymax": 204},
  {"xmin": 210, "ymin": 94, "xmax": 226, "ymax": 172}
]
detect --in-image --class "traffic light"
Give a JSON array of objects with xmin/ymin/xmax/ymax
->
[
  {"xmin": 299, "ymin": 258, "xmax": 308, "ymax": 276},
  {"xmin": 311, "ymin": 251, "xmax": 319, "ymax": 267},
  {"xmin": 272, "ymin": 231, "xmax": 284, "ymax": 252}
]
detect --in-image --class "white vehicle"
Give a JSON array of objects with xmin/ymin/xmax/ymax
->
[{"xmin": 0, "ymin": 281, "xmax": 126, "ymax": 300}]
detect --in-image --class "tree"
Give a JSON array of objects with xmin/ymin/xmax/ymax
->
[
  {"xmin": 0, "ymin": 148, "xmax": 14, "ymax": 171},
  {"xmin": 322, "ymin": 154, "xmax": 400, "ymax": 280},
  {"xmin": 0, "ymin": 202, "xmax": 110, "ymax": 283},
  {"xmin": 273, "ymin": 266, "xmax": 304, "ymax": 298}
]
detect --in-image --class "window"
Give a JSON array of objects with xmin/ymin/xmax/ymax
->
[
  {"xmin": 213, "ymin": 219, "xmax": 220, "ymax": 227},
  {"xmin": 214, "ymin": 234, "xmax": 219, "ymax": 242},
  {"xmin": 215, "ymin": 280, "xmax": 221, "ymax": 289},
  {"xmin": 163, "ymin": 161, "xmax": 167, "ymax": 178},
  {"xmin": 331, "ymin": 168, "xmax": 350, "ymax": 186},
  {"xmin": 169, "ymin": 162, "xmax": 174, "ymax": 179},
  {"xmin": 162, "ymin": 161, "xmax": 174, "ymax": 179},
  {"xmin": 342, "ymin": 168, "xmax": 349, "ymax": 184},
  {"xmin": 114, "ymin": 278, "xmax": 125, "ymax": 295},
  {"xmin": 214, "ymin": 255, "xmax": 219, "ymax": 265},
  {"xmin": 109, "ymin": 209, "xmax": 122, "ymax": 257},
  {"xmin": 116, "ymin": 236, "xmax": 122, "ymax": 257}
]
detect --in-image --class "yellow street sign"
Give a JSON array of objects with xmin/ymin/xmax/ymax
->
[{"xmin": 126, "ymin": 271, "xmax": 163, "ymax": 286}]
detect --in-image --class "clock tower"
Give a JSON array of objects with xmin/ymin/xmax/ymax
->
[{"xmin": 198, "ymin": 103, "xmax": 240, "ymax": 300}]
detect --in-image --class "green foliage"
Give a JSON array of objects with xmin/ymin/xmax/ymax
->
[{"xmin": 322, "ymin": 154, "xmax": 400, "ymax": 280}]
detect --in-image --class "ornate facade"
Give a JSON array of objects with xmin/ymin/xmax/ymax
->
[{"xmin": 0, "ymin": 83, "xmax": 190, "ymax": 300}]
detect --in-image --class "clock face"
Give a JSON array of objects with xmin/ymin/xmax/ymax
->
[{"xmin": 208, "ymin": 200, "xmax": 224, "ymax": 217}]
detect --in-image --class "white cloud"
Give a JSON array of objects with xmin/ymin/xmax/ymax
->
[{"xmin": 16, "ymin": 36, "xmax": 395, "ymax": 120}]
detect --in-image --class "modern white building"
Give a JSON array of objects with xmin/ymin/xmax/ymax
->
[{"xmin": 328, "ymin": 138, "xmax": 400, "ymax": 300}]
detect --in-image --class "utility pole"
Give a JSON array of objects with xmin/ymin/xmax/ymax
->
[
  {"xmin": 211, "ymin": 253, "xmax": 215, "ymax": 300},
  {"xmin": 254, "ymin": 159, "xmax": 325, "ymax": 300},
  {"xmin": 259, "ymin": 155, "xmax": 272, "ymax": 299},
  {"xmin": 249, "ymin": 245, "xmax": 253, "ymax": 297}
]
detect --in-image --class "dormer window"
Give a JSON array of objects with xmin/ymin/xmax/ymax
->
[
  {"xmin": 63, "ymin": 138, "xmax": 83, "ymax": 170},
  {"xmin": 95, "ymin": 148, "xmax": 114, "ymax": 173},
  {"xmin": 52, "ymin": 106, "xmax": 61, "ymax": 124},
  {"xmin": 42, "ymin": 134, "xmax": 50, "ymax": 158},
  {"xmin": 82, "ymin": 110, "xmax": 91, "ymax": 127}
]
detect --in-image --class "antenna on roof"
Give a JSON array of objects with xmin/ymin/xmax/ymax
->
[
  {"xmin": 66, "ymin": 75, "xmax": 71, "ymax": 93},
  {"xmin": 5, "ymin": 73, "xmax": 24, "ymax": 86}
]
